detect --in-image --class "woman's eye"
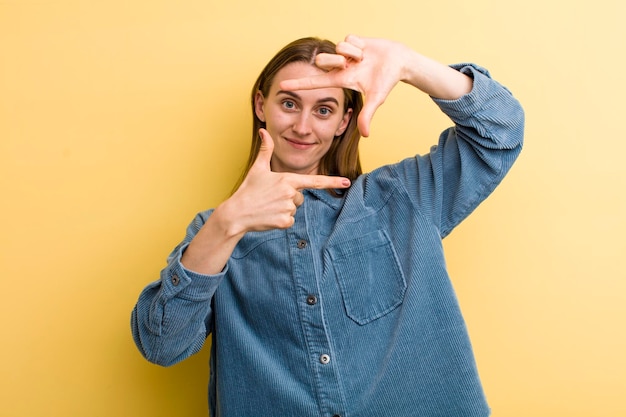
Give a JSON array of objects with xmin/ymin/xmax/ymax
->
[
  {"xmin": 318, "ymin": 107, "xmax": 331, "ymax": 116},
  {"xmin": 282, "ymin": 100, "xmax": 296, "ymax": 110}
]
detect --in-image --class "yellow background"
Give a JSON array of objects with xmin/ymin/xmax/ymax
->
[{"xmin": 1, "ymin": 0, "xmax": 624, "ymax": 416}]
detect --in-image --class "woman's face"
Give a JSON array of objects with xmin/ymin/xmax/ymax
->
[{"xmin": 254, "ymin": 61, "xmax": 352, "ymax": 175}]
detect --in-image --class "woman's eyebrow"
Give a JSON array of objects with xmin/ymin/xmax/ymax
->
[{"xmin": 277, "ymin": 90, "xmax": 339, "ymax": 105}]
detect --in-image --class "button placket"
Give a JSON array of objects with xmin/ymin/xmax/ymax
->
[{"xmin": 288, "ymin": 196, "xmax": 346, "ymax": 415}]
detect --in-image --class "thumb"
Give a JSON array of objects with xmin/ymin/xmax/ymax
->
[
  {"xmin": 358, "ymin": 94, "xmax": 385, "ymax": 137},
  {"xmin": 357, "ymin": 107, "xmax": 374, "ymax": 138},
  {"xmin": 253, "ymin": 128, "xmax": 274, "ymax": 170},
  {"xmin": 357, "ymin": 100, "xmax": 380, "ymax": 137}
]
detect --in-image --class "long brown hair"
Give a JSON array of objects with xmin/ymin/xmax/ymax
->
[{"xmin": 232, "ymin": 37, "xmax": 363, "ymax": 196}]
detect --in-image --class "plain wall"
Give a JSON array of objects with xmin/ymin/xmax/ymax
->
[{"xmin": 1, "ymin": 0, "xmax": 624, "ymax": 416}]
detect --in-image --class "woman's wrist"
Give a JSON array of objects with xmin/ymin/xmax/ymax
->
[{"xmin": 401, "ymin": 50, "xmax": 473, "ymax": 100}]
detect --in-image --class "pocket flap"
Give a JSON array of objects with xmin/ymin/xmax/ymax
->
[{"xmin": 328, "ymin": 230, "xmax": 407, "ymax": 325}]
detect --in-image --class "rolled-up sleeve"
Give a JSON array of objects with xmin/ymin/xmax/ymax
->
[
  {"xmin": 400, "ymin": 63, "xmax": 525, "ymax": 237},
  {"xmin": 131, "ymin": 211, "xmax": 225, "ymax": 366}
]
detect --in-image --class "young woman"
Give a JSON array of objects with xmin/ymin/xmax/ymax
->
[{"xmin": 132, "ymin": 35, "xmax": 524, "ymax": 417}]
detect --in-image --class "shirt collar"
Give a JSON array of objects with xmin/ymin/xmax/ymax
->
[{"xmin": 304, "ymin": 188, "xmax": 345, "ymax": 210}]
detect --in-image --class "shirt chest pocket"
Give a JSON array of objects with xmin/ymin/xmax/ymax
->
[{"xmin": 327, "ymin": 230, "xmax": 407, "ymax": 325}]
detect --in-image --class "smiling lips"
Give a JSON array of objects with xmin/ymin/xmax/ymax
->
[{"xmin": 284, "ymin": 138, "xmax": 316, "ymax": 149}]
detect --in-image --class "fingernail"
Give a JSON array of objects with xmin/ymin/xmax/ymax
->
[{"xmin": 342, "ymin": 179, "xmax": 351, "ymax": 187}]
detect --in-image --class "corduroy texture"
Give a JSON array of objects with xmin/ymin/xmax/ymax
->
[{"xmin": 131, "ymin": 64, "xmax": 524, "ymax": 417}]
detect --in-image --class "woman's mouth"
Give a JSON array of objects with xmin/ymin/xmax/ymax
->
[{"xmin": 285, "ymin": 138, "xmax": 315, "ymax": 150}]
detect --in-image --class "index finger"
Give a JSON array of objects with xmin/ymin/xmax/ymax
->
[
  {"xmin": 279, "ymin": 72, "xmax": 341, "ymax": 91},
  {"xmin": 285, "ymin": 173, "xmax": 351, "ymax": 190}
]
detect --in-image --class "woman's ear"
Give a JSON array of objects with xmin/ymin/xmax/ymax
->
[
  {"xmin": 335, "ymin": 108, "xmax": 353, "ymax": 136},
  {"xmin": 254, "ymin": 91, "xmax": 266, "ymax": 122}
]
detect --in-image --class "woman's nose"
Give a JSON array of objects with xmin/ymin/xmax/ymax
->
[{"xmin": 292, "ymin": 113, "xmax": 312, "ymax": 136}]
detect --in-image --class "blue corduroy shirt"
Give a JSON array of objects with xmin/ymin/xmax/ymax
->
[{"xmin": 132, "ymin": 64, "xmax": 525, "ymax": 417}]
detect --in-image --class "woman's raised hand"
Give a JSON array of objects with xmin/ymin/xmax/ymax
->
[
  {"xmin": 279, "ymin": 35, "xmax": 473, "ymax": 137},
  {"xmin": 226, "ymin": 129, "xmax": 351, "ymax": 233},
  {"xmin": 279, "ymin": 35, "xmax": 412, "ymax": 137},
  {"xmin": 181, "ymin": 129, "xmax": 350, "ymax": 274}
]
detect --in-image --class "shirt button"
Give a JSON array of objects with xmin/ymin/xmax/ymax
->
[
  {"xmin": 296, "ymin": 239, "xmax": 307, "ymax": 249},
  {"xmin": 320, "ymin": 354, "xmax": 331, "ymax": 365},
  {"xmin": 171, "ymin": 274, "xmax": 180, "ymax": 286},
  {"xmin": 306, "ymin": 295, "xmax": 318, "ymax": 305}
]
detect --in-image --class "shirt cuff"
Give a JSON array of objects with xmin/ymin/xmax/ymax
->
[
  {"xmin": 431, "ymin": 63, "xmax": 513, "ymax": 120},
  {"xmin": 160, "ymin": 242, "xmax": 227, "ymax": 300}
]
